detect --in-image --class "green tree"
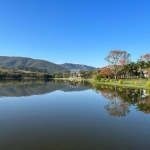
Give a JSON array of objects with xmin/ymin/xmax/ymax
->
[{"xmin": 137, "ymin": 60, "xmax": 145, "ymax": 83}]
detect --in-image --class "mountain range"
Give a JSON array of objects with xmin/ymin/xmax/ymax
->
[
  {"xmin": 59, "ymin": 63, "xmax": 95, "ymax": 71},
  {"xmin": 0, "ymin": 56, "xmax": 96, "ymax": 72}
]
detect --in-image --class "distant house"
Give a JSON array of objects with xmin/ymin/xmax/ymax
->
[{"xmin": 143, "ymin": 69, "xmax": 148, "ymax": 78}]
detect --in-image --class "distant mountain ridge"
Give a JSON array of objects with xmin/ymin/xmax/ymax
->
[
  {"xmin": 60, "ymin": 63, "xmax": 96, "ymax": 71},
  {"xmin": 0, "ymin": 56, "xmax": 67, "ymax": 72},
  {"xmin": 0, "ymin": 56, "xmax": 96, "ymax": 72}
]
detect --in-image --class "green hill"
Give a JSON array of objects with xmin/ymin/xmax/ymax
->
[
  {"xmin": 0, "ymin": 56, "xmax": 96, "ymax": 73},
  {"xmin": 0, "ymin": 56, "xmax": 68, "ymax": 72}
]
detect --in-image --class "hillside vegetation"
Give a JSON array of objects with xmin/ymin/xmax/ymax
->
[
  {"xmin": 0, "ymin": 56, "xmax": 96, "ymax": 72},
  {"xmin": 0, "ymin": 56, "xmax": 68, "ymax": 72}
]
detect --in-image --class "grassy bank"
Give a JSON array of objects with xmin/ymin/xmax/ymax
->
[
  {"xmin": 54, "ymin": 78, "xmax": 150, "ymax": 90},
  {"xmin": 93, "ymin": 79, "xmax": 150, "ymax": 90},
  {"xmin": 54, "ymin": 78, "xmax": 150, "ymax": 88}
]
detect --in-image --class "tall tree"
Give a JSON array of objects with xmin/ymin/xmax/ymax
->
[
  {"xmin": 146, "ymin": 63, "xmax": 150, "ymax": 81},
  {"xmin": 105, "ymin": 50, "xmax": 131, "ymax": 80},
  {"xmin": 139, "ymin": 54, "xmax": 150, "ymax": 81},
  {"xmin": 122, "ymin": 62, "xmax": 138, "ymax": 78},
  {"xmin": 137, "ymin": 60, "xmax": 145, "ymax": 83}
]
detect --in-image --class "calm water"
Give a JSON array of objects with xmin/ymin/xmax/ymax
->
[{"xmin": 0, "ymin": 80, "xmax": 150, "ymax": 150}]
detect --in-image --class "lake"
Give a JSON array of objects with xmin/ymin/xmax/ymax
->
[{"xmin": 0, "ymin": 80, "xmax": 150, "ymax": 150}]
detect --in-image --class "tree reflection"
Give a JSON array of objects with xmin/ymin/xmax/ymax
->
[
  {"xmin": 104, "ymin": 99, "xmax": 130, "ymax": 116},
  {"xmin": 136, "ymin": 90, "xmax": 150, "ymax": 114},
  {"xmin": 95, "ymin": 84, "xmax": 150, "ymax": 115}
]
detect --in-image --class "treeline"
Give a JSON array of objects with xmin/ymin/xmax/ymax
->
[
  {"xmin": 17, "ymin": 65, "xmax": 48, "ymax": 73},
  {"xmin": 95, "ymin": 51, "xmax": 150, "ymax": 81},
  {"xmin": 0, "ymin": 71, "xmax": 53, "ymax": 79},
  {"xmin": 99, "ymin": 62, "xmax": 143, "ymax": 79},
  {"xmin": 52, "ymin": 69, "xmax": 100, "ymax": 79},
  {"xmin": 0, "ymin": 69, "xmax": 98, "ymax": 79}
]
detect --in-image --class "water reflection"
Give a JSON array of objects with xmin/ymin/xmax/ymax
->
[
  {"xmin": 0, "ymin": 80, "xmax": 150, "ymax": 150},
  {"xmin": 104, "ymin": 99, "xmax": 130, "ymax": 117},
  {"xmin": 0, "ymin": 79, "xmax": 150, "ymax": 115},
  {"xmin": 63, "ymin": 79, "xmax": 85, "ymax": 88},
  {"xmin": 0, "ymin": 79, "xmax": 89, "ymax": 97},
  {"xmin": 95, "ymin": 84, "xmax": 150, "ymax": 115}
]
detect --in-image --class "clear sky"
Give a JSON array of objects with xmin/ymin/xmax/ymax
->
[{"xmin": 0, "ymin": 0, "xmax": 150, "ymax": 67}]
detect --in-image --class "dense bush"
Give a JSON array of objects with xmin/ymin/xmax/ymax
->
[{"xmin": 94, "ymin": 74, "xmax": 102, "ymax": 81}]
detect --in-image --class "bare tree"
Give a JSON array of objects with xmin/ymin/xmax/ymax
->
[{"xmin": 105, "ymin": 50, "xmax": 131, "ymax": 80}]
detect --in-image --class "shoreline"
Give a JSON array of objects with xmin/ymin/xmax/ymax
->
[
  {"xmin": 0, "ymin": 77, "xmax": 150, "ymax": 90},
  {"xmin": 53, "ymin": 78, "xmax": 150, "ymax": 90}
]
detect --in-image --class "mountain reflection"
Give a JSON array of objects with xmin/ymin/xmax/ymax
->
[
  {"xmin": 95, "ymin": 84, "xmax": 150, "ymax": 115},
  {"xmin": 0, "ymin": 79, "xmax": 90, "ymax": 97}
]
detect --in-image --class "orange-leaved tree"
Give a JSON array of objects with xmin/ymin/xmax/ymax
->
[{"xmin": 100, "ymin": 66, "xmax": 112, "ymax": 78}]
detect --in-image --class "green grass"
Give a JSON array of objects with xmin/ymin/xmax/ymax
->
[
  {"xmin": 93, "ymin": 78, "xmax": 150, "ymax": 90},
  {"xmin": 53, "ymin": 77, "xmax": 150, "ymax": 89}
]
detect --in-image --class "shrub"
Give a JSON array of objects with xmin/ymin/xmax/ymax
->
[
  {"xmin": 94, "ymin": 74, "xmax": 102, "ymax": 81},
  {"xmin": 147, "ymin": 81, "xmax": 150, "ymax": 87},
  {"xmin": 110, "ymin": 79, "xmax": 113, "ymax": 82},
  {"xmin": 118, "ymin": 79, "xmax": 123, "ymax": 84},
  {"xmin": 101, "ymin": 78, "xmax": 105, "ymax": 82},
  {"xmin": 105, "ymin": 79, "xmax": 109, "ymax": 82}
]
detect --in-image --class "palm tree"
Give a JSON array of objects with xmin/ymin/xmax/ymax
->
[
  {"xmin": 137, "ymin": 60, "xmax": 145, "ymax": 83},
  {"xmin": 123, "ymin": 62, "xmax": 137, "ymax": 79},
  {"xmin": 145, "ymin": 61, "xmax": 150, "ymax": 81}
]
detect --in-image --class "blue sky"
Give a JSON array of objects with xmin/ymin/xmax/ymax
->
[{"xmin": 0, "ymin": 0, "xmax": 150, "ymax": 67}]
